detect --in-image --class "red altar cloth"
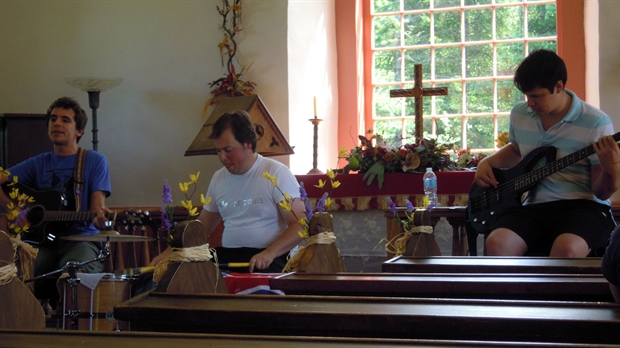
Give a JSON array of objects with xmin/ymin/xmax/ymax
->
[{"xmin": 294, "ymin": 171, "xmax": 475, "ymax": 210}]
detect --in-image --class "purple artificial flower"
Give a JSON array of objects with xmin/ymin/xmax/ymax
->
[
  {"xmin": 304, "ymin": 201, "xmax": 314, "ymax": 220},
  {"xmin": 162, "ymin": 179, "xmax": 173, "ymax": 204},
  {"xmin": 315, "ymin": 192, "xmax": 329, "ymax": 213},
  {"xmin": 299, "ymin": 182, "xmax": 308, "ymax": 202},
  {"xmin": 387, "ymin": 197, "xmax": 397, "ymax": 214},
  {"xmin": 406, "ymin": 200, "xmax": 414, "ymax": 213},
  {"xmin": 160, "ymin": 210, "xmax": 172, "ymax": 230}
]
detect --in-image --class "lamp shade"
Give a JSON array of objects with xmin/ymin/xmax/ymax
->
[
  {"xmin": 185, "ymin": 95, "xmax": 294, "ymax": 157},
  {"xmin": 65, "ymin": 78, "xmax": 123, "ymax": 92}
]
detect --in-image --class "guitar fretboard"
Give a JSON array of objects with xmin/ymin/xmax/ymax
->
[
  {"xmin": 514, "ymin": 132, "xmax": 620, "ymax": 191},
  {"xmin": 42, "ymin": 211, "xmax": 118, "ymax": 222}
]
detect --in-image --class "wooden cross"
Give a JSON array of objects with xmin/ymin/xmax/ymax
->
[{"xmin": 390, "ymin": 64, "xmax": 448, "ymax": 139}]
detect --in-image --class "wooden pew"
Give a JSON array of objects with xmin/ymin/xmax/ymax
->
[
  {"xmin": 115, "ymin": 292, "xmax": 620, "ymax": 344},
  {"xmin": 3, "ymin": 329, "xmax": 615, "ymax": 348},
  {"xmin": 382, "ymin": 256, "xmax": 603, "ymax": 274},
  {"xmin": 269, "ymin": 272, "xmax": 615, "ymax": 302}
]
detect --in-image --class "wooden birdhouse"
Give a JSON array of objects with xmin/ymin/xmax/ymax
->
[{"xmin": 185, "ymin": 95, "xmax": 294, "ymax": 157}]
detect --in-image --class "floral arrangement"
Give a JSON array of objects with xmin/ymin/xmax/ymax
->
[
  {"xmin": 263, "ymin": 169, "xmax": 340, "ymax": 239},
  {"xmin": 203, "ymin": 0, "xmax": 257, "ymax": 114},
  {"xmin": 340, "ymin": 131, "xmax": 501, "ymax": 188},
  {"xmin": 0, "ymin": 168, "xmax": 34, "ymax": 239},
  {"xmin": 160, "ymin": 172, "xmax": 210, "ymax": 245}
]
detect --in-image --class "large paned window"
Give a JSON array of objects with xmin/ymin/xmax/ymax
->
[{"xmin": 370, "ymin": 0, "xmax": 557, "ymax": 151}]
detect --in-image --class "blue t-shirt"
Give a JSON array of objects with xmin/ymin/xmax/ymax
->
[{"xmin": 8, "ymin": 150, "xmax": 111, "ymax": 236}]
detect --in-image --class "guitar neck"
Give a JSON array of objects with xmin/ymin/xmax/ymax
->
[
  {"xmin": 42, "ymin": 211, "xmax": 118, "ymax": 223},
  {"xmin": 516, "ymin": 132, "xmax": 620, "ymax": 191}
]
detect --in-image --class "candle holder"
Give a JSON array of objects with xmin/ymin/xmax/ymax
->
[
  {"xmin": 308, "ymin": 116, "xmax": 323, "ymax": 174},
  {"xmin": 65, "ymin": 77, "xmax": 123, "ymax": 151}
]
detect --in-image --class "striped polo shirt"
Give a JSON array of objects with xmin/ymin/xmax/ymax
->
[{"xmin": 508, "ymin": 89, "xmax": 614, "ymax": 206}]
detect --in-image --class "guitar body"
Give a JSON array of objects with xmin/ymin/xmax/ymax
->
[
  {"xmin": 467, "ymin": 146, "xmax": 552, "ymax": 234},
  {"xmin": 2, "ymin": 182, "xmax": 67, "ymax": 244}
]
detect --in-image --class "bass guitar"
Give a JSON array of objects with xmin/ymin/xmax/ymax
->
[
  {"xmin": 468, "ymin": 132, "xmax": 620, "ymax": 234},
  {"xmin": 2, "ymin": 182, "xmax": 150, "ymax": 244}
]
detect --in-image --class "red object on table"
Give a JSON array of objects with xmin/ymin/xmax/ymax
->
[{"xmin": 223, "ymin": 272, "xmax": 282, "ymax": 294}]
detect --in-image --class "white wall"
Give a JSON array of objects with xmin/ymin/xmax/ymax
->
[
  {"xmin": 0, "ymin": 0, "xmax": 291, "ymax": 207},
  {"xmin": 287, "ymin": 0, "xmax": 339, "ymax": 175}
]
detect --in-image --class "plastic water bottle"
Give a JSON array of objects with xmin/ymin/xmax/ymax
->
[{"xmin": 423, "ymin": 167, "xmax": 439, "ymax": 208}]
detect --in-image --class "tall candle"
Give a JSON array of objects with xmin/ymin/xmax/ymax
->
[{"xmin": 313, "ymin": 96, "xmax": 317, "ymax": 117}]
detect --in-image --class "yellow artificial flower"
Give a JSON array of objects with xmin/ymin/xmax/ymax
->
[
  {"xmin": 422, "ymin": 195, "xmax": 430, "ymax": 209},
  {"xmin": 331, "ymin": 180, "xmax": 341, "ymax": 189},
  {"xmin": 284, "ymin": 192, "xmax": 291, "ymax": 202},
  {"xmin": 278, "ymin": 199, "xmax": 292, "ymax": 212},
  {"xmin": 325, "ymin": 197, "xmax": 332, "ymax": 209},
  {"xmin": 6, "ymin": 202, "xmax": 16, "ymax": 211},
  {"xmin": 495, "ymin": 131, "xmax": 510, "ymax": 148},
  {"xmin": 326, "ymin": 169, "xmax": 336, "ymax": 180},
  {"xmin": 181, "ymin": 199, "xmax": 198, "ymax": 216},
  {"xmin": 314, "ymin": 179, "xmax": 326, "ymax": 189},
  {"xmin": 9, "ymin": 188, "xmax": 19, "ymax": 200},
  {"xmin": 179, "ymin": 181, "xmax": 190, "ymax": 193},
  {"xmin": 0, "ymin": 166, "xmax": 9, "ymax": 178},
  {"xmin": 189, "ymin": 171, "xmax": 201, "ymax": 184},
  {"xmin": 8, "ymin": 176, "xmax": 18, "ymax": 186},
  {"xmin": 263, "ymin": 171, "xmax": 278, "ymax": 187},
  {"xmin": 338, "ymin": 147, "xmax": 348, "ymax": 159},
  {"xmin": 7, "ymin": 209, "xmax": 19, "ymax": 220},
  {"xmin": 200, "ymin": 194, "xmax": 211, "ymax": 205}
]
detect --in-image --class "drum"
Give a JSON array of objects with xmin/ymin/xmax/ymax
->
[{"xmin": 61, "ymin": 275, "xmax": 132, "ymax": 331}]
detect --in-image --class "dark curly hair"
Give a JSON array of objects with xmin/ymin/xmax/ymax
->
[
  {"xmin": 46, "ymin": 97, "xmax": 88, "ymax": 143},
  {"xmin": 210, "ymin": 110, "xmax": 257, "ymax": 152},
  {"xmin": 514, "ymin": 49, "xmax": 567, "ymax": 94}
]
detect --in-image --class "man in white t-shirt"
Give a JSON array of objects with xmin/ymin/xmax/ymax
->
[{"xmin": 151, "ymin": 111, "xmax": 304, "ymax": 273}]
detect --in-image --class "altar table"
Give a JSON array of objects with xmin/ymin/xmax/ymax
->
[{"xmin": 294, "ymin": 172, "xmax": 476, "ymax": 268}]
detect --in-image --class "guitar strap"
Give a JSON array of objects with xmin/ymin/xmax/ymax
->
[{"xmin": 73, "ymin": 147, "xmax": 87, "ymax": 212}]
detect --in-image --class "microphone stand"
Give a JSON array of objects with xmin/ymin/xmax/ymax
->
[{"xmin": 26, "ymin": 241, "xmax": 111, "ymax": 330}]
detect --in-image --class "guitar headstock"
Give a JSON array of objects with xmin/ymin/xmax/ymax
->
[{"xmin": 118, "ymin": 209, "xmax": 153, "ymax": 232}]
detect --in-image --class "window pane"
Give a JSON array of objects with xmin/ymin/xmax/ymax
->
[
  {"xmin": 436, "ymin": 117, "xmax": 463, "ymax": 144},
  {"xmin": 497, "ymin": 115, "xmax": 510, "ymax": 134},
  {"xmin": 529, "ymin": 40, "xmax": 556, "ymax": 52},
  {"xmin": 466, "ymin": 80, "xmax": 493, "ymax": 113},
  {"xmin": 436, "ymin": 81, "xmax": 463, "ymax": 114},
  {"xmin": 496, "ymin": 6, "xmax": 523, "ymax": 40},
  {"xmin": 404, "ymin": 0, "xmax": 430, "ymax": 11},
  {"xmin": 374, "ymin": 15, "xmax": 400, "ymax": 48},
  {"xmin": 496, "ymin": 0, "xmax": 523, "ymax": 4},
  {"xmin": 373, "ymin": 0, "xmax": 399, "ymax": 13},
  {"xmin": 466, "ymin": 45, "xmax": 493, "ymax": 78},
  {"xmin": 528, "ymin": 4, "xmax": 557, "ymax": 38},
  {"xmin": 465, "ymin": 8, "xmax": 492, "ymax": 41},
  {"xmin": 404, "ymin": 49, "xmax": 431, "ymax": 81},
  {"xmin": 467, "ymin": 116, "xmax": 495, "ymax": 148},
  {"xmin": 375, "ymin": 86, "xmax": 403, "ymax": 117},
  {"xmin": 375, "ymin": 120, "xmax": 404, "ymax": 143},
  {"xmin": 435, "ymin": 10, "xmax": 461, "ymax": 44},
  {"xmin": 496, "ymin": 42, "xmax": 524, "ymax": 75},
  {"xmin": 465, "ymin": 0, "xmax": 491, "ymax": 5},
  {"xmin": 374, "ymin": 50, "xmax": 401, "ymax": 83},
  {"xmin": 497, "ymin": 79, "xmax": 522, "ymax": 112},
  {"xmin": 404, "ymin": 13, "xmax": 431, "ymax": 46},
  {"xmin": 435, "ymin": 46, "xmax": 462, "ymax": 79},
  {"xmin": 435, "ymin": 0, "xmax": 460, "ymax": 8}
]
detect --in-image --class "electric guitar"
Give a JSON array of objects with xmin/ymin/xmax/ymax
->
[
  {"xmin": 2, "ymin": 182, "xmax": 151, "ymax": 244},
  {"xmin": 467, "ymin": 132, "xmax": 620, "ymax": 234}
]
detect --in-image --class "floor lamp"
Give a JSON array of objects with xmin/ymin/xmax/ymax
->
[{"xmin": 66, "ymin": 78, "xmax": 123, "ymax": 151}]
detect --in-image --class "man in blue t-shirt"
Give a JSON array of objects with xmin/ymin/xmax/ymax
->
[
  {"xmin": 0, "ymin": 97, "xmax": 112, "ymax": 282},
  {"xmin": 474, "ymin": 50, "xmax": 620, "ymax": 257}
]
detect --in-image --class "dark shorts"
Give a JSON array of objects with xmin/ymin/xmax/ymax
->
[{"xmin": 489, "ymin": 199, "xmax": 615, "ymax": 256}]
